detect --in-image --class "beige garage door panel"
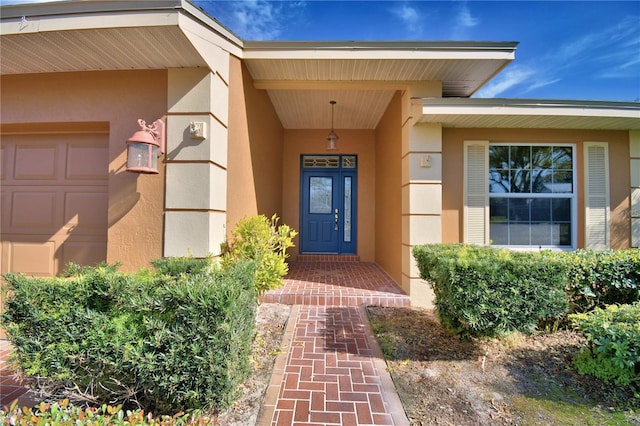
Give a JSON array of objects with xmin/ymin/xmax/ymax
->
[
  {"xmin": 10, "ymin": 191, "xmax": 59, "ymax": 229},
  {"xmin": 8, "ymin": 240, "xmax": 56, "ymax": 277},
  {"xmin": 1, "ymin": 132, "xmax": 108, "ymax": 277},
  {"xmin": 14, "ymin": 144, "xmax": 59, "ymax": 180},
  {"xmin": 66, "ymin": 145, "xmax": 109, "ymax": 180}
]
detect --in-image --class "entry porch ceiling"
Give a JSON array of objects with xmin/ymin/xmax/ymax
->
[{"xmin": 243, "ymin": 41, "xmax": 518, "ymax": 129}]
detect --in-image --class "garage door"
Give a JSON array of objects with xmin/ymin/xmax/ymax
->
[{"xmin": 1, "ymin": 133, "xmax": 108, "ymax": 277}]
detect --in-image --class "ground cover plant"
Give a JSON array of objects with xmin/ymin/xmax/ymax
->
[{"xmin": 570, "ymin": 302, "xmax": 640, "ymax": 387}]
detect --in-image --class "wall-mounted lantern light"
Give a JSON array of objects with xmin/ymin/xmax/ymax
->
[{"xmin": 126, "ymin": 118, "xmax": 165, "ymax": 174}]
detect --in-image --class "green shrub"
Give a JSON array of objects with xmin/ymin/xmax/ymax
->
[
  {"xmin": 412, "ymin": 244, "xmax": 569, "ymax": 336},
  {"xmin": 221, "ymin": 214, "xmax": 297, "ymax": 295},
  {"xmin": 1, "ymin": 262, "xmax": 257, "ymax": 414},
  {"xmin": 569, "ymin": 302, "xmax": 640, "ymax": 386},
  {"xmin": 563, "ymin": 249, "xmax": 640, "ymax": 313},
  {"xmin": 150, "ymin": 255, "xmax": 215, "ymax": 277}
]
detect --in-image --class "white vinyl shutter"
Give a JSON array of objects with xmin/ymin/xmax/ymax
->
[
  {"xmin": 464, "ymin": 140, "xmax": 489, "ymax": 245},
  {"xmin": 584, "ymin": 142, "xmax": 610, "ymax": 249}
]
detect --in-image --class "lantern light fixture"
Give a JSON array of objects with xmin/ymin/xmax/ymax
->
[
  {"xmin": 326, "ymin": 100, "xmax": 339, "ymax": 151},
  {"xmin": 126, "ymin": 118, "xmax": 165, "ymax": 174}
]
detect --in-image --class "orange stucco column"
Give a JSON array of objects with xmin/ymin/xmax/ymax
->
[{"xmin": 400, "ymin": 82, "xmax": 443, "ymax": 308}]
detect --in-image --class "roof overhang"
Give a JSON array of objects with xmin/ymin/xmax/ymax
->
[
  {"xmin": 242, "ymin": 41, "xmax": 517, "ymax": 128},
  {"xmin": 243, "ymin": 40, "xmax": 517, "ymax": 98},
  {"xmin": 0, "ymin": 0, "xmax": 242, "ymax": 75},
  {"xmin": 417, "ymin": 98, "xmax": 640, "ymax": 130}
]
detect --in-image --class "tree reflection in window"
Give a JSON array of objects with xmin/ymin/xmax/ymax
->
[{"xmin": 489, "ymin": 146, "xmax": 573, "ymax": 194}]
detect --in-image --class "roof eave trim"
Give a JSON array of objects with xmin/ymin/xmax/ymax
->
[
  {"xmin": 418, "ymin": 98, "xmax": 640, "ymax": 118},
  {"xmin": 242, "ymin": 41, "xmax": 518, "ymax": 60}
]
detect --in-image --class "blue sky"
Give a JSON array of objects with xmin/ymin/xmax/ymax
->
[
  {"xmin": 5, "ymin": 0, "xmax": 639, "ymax": 101},
  {"xmin": 195, "ymin": 0, "xmax": 640, "ymax": 101}
]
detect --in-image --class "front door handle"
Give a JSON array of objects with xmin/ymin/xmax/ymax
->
[{"xmin": 334, "ymin": 208, "xmax": 339, "ymax": 230}]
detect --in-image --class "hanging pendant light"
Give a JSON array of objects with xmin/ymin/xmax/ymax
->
[{"xmin": 326, "ymin": 100, "xmax": 339, "ymax": 151}]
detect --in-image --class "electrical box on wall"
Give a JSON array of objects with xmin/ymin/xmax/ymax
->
[{"xmin": 189, "ymin": 121, "xmax": 206, "ymax": 139}]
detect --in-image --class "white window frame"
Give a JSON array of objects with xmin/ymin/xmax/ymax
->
[{"xmin": 487, "ymin": 142, "xmax": 578, "ymax": 250}]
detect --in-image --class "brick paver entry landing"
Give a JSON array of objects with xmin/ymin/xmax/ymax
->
[{"xmin": 258, "ymin": 261, "xmax": 410, "ymax": 425}]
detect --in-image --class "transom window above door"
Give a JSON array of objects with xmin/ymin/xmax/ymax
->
[{"xmin": 303, "ymin": 155, "xmax": 356, "ymax": 169}]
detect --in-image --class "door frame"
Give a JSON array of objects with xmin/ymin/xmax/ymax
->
[{"xmin": 299, "ymin": 154, "xmax": 357, "ymax": 254}]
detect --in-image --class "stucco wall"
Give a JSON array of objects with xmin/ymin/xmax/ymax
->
[
  {"xmin": 374, "ymin": 92, "xmax": 403, "ymax": 283},
  {"xmin": 0, "ymin": 70, "xmax": 168, "ymax": 271},
  {"xmin": 227, "ymin": 57, "xmax": 284, "ymax": 233},
  {"xmin": 442, "ymin": 128, "xmax": 631, "ymax": 249},
  {"xmin": 283, "ymin": 129, "xmax": 376, "ymax": 261}
]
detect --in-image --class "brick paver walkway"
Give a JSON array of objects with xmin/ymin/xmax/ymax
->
[
  {"xmin": 258, "ymin": 260, "xmax": 410, "ymax": 425},
  {"xmin": 0, "ymin": 339, "xmax": 39, "ymax": 408}
]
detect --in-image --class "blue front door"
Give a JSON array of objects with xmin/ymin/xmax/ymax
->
[{"xmin": 300, "ymin": 155, "xmax": 357, "ymax": 254}]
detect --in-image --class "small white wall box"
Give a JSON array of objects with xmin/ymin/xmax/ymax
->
[
  {"xmin": 420, "ymin": 154, "xmax": 432, "ymax": 168},
  {"xmin": 189, "ymin": 121, "xmax": 207, "ymax": 139}
]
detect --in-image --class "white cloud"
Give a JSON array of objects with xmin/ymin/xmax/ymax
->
[
  {"xmin": 205, "ymin": 0, "xmax": 306, "ymax": 41},
  {"xmin": 451, "ymin": 2, "xmax": 478, "ymax": 39},
  {"xmin": 478, "ymin": 14, "xmax": 640, "ymax": 98},
  {"xmin": 525, "ymin": 78, "xmax": 561, "ymax": 93},
  {"xmin": 390, "ymin": 4, "xmax": 423, "ymax": 37},
  {"xmin": 227, "ymin": 0, "xmax": 281, "ymax": 40},
  {"xmin": 475, "ymin": 66, "xmax": 534, "ymax": 98}
]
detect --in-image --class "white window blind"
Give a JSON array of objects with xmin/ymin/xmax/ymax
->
[
  {"xmin": 464, "ymin": 140, "xmax": 489, "ymax": 244},
  {"xmin": 584, "ymin": 142, "xmax": 610, "ymax": 249}
]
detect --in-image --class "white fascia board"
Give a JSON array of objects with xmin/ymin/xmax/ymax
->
[
  {"xmin": 242, "ymin": 41, "xmax": 518, "ymax": 61},
  {"xmin": 420, "ymin": 98, "xmax": 640, "ymax": 119},
  {"xmin": 0, "ymin": 0, "xmax": 244, "ymax": 52},
  {"xmin": 179, "ymin": 13, "xmax": 243, "ymax": 60},
  {"xmin": 1, "ymin": 2, "xmax": 181, "ymax": 35},
  {"xmin": 179, "ymin": 0, "xmax": 243, "ymax": 49}
]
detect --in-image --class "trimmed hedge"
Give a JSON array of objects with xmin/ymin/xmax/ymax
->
[
  {"xmin": 413, "ymin": 244, "xmax": 569, "ymax": 336},
  {"xmin": 150, "ymin": 255, "xmax": 215, "ymax": 277},
  {"xmin": 1, "ymin": 261, "xmax": 257, "ymax": 414},
  {"xmin": 563, "ymin": 249, "xmax": 640, "ymax": 313},
  {"xmin": 570, "ymin": 302, "xmax": 640, "ymax": 387}
]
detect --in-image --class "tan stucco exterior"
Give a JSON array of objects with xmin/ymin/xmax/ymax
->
[
  {"xmin": 1, "ymin": 70, "xmax": 168, "ymax": 271},
  {"xmin": 374, "ymin": 91, "xmax": 403, "ymax": 285},
  {"xmin": 227, "ymin": 57, "xmax": 284, "ymax": 232},
  {"xmin": 442, "ymin": 128, "xmax": 631, "ymax": 249}
]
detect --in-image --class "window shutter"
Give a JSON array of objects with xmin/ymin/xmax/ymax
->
[
  {"xmin": 464, "ymin": 140, "xmax": 489, "ymax": 245},
  {"xmin": 584, "ymin": 142, "xmax": 610, "ymax": 249}
]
